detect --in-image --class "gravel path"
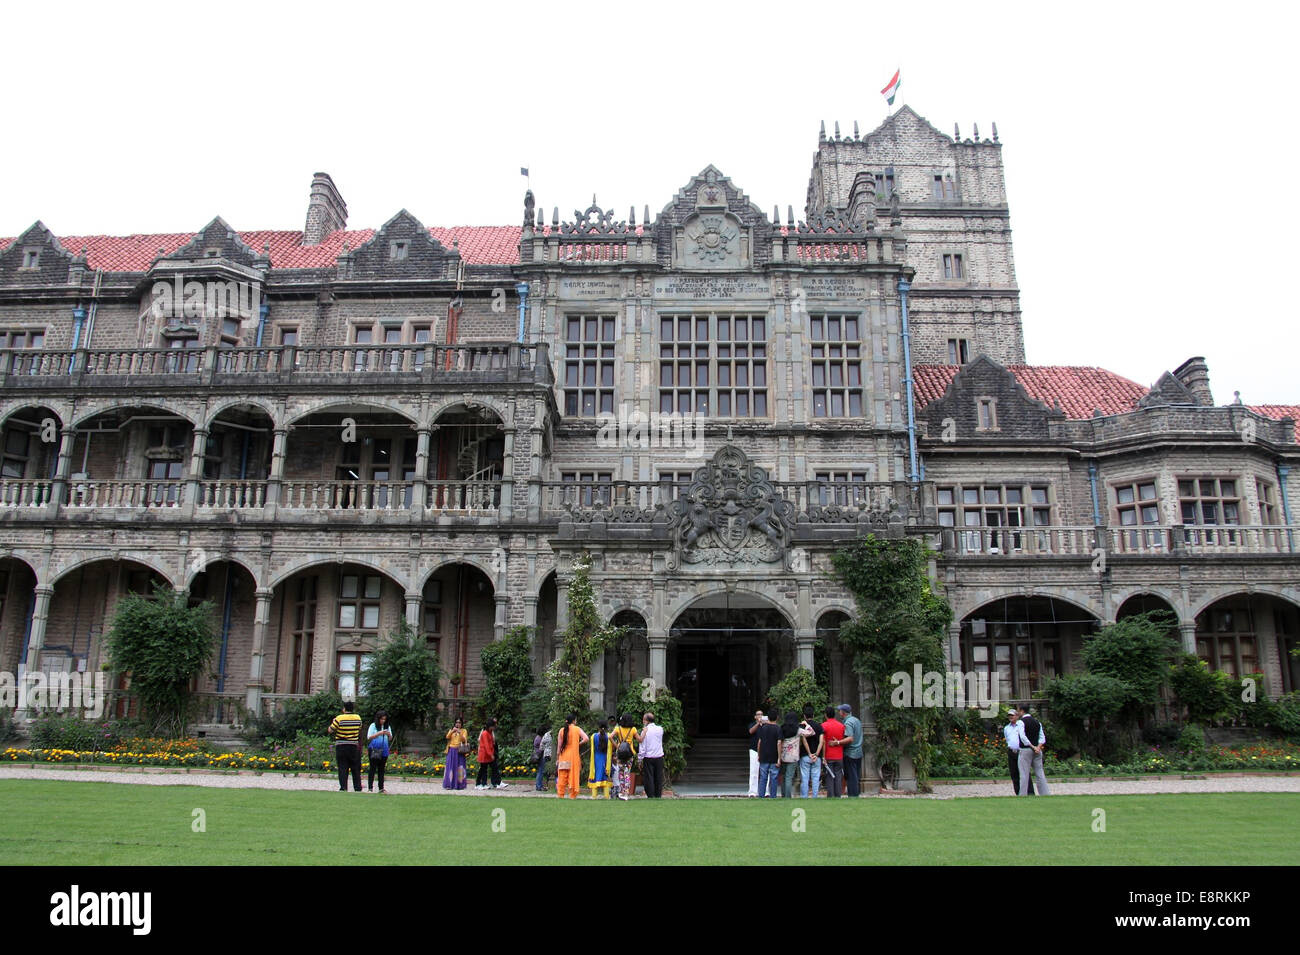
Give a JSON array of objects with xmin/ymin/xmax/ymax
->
[{"xmin": 3, "ymin": 764, "xmax": 1298, "ymax": 799}]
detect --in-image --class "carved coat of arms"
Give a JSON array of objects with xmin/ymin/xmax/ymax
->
[
  {"xmin": 685, "ymin": 214, "xmax": 737, "ymax": 262},
  {"xmin": 667, "ymin": 445, "xmax": 793, "ymax": 566}
]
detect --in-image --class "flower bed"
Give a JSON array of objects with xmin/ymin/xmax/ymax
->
[
  {"xmin": 931, "ymin": 730, "xmax": 1300, "ymax": 777},
  {"xmin": 2, "ymin": 747, "xmax": 532, "ymax": 778}
]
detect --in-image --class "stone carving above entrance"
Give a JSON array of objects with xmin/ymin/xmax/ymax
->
[{"xmin": 667, "ymin": 445, "xmax": 793, "ymax": 567}]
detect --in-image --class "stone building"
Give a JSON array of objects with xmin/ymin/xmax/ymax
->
[{"xmin": 1, "ymin": 107, "xmax": 1296, "ymax": 778}]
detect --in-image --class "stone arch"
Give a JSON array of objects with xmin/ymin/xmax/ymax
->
[
  {"xmin": 1189, "ymin": 586, "xmax": 1300, "ymax": 622},
  {"xmin": 1190, "ymin": 591, "xmax": 1300, "ymax": 690},
  {"xmin": 181, "ymin": 553, "xmax": 261, "ymax": 590},
  {"xmin": 957, "ymin": 593, "xmax": 1103, "ymax": 703},
  {"xmin": 0, "ymin": 402, "xmax": 66, "ymax": 431},
  {"xmin": 950, "ymin": 588, "xmax": 1105, "ymax": 626},
  {"xmin": 285, "ymin": 397, "xmax": 419, "ymax": 428},
  {"xmin": 203, "ymin": 396, "xmax": 281, "ymax": 430},
  {"xmin": 1114, "ymin": 590, "xmax": 1181, "ymax": 625},
  {"xmin": 50, "ymin": 552, "xmax": 177, "ymax": 589},
  {"xmin": 663, "ymin": 586, "xmax": 796, "ymax": 631},
  {"xmin": 72, "ymin": 400, "xmax": 198, "ymax": 430},
  {"xmin": 269, "ymin": 555, "xmax": 409, "ymax": 592},
  {"xmin": 416, "ymin": 555, "xmax": 500, "ymax": 592},
  {"xmin": 428, "ymin": 395, "xmax": 510, "ymax": 430}
]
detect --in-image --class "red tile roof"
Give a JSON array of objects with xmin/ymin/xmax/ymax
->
[
  {"xmin": 1248, "ymin": 405, "xmax": 1300, "ymax": 442},
  {"xmin": 1, "ymin": 227, "xmax": 525, "ymax": 270},
  {"xmin": 914, "ymin": 364, "xmax": 1150, "ymax": 419}
]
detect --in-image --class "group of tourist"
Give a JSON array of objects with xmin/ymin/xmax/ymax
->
[
  {"xmin": 748, "ymin": 703, "xmax": 865, "ymax": 797},
  {"xmin": 440, "ymin": 710, "xmax": 666, "ymax": 799},
  {"xmin": 1004, "ymin": 705, "xmax": 1051, "ymax": 796},
  {"xmin": 326, "ymin": 701, "xmax": 395, "ymax": 793}
]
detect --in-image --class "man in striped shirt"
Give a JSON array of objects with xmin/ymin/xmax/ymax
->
[{"xmin": 329, "ymin": 701, "xmax": 364, "ymax": 792}]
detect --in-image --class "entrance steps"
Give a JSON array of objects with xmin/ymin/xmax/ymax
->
[{"xmin": 680, "ymin": 736, "xmax": 749, "ymax": 785}]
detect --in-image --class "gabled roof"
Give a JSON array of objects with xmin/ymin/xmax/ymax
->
[
  {"xmin": 914, "ymin": 364, "xmax": 1149, "ymax": 419},
  {"xmin": 0, "ymin": 226, "xmax": 524, "ymax": 270}
]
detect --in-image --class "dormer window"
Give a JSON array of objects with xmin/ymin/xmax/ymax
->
[
  {"xmin": 204, "ymin": 248, "xmax": 221, "ymax": 259},
  {"xmin": 390, "ymin": 240, "xmax": 409, "ymax": 261},
  {"xmin": 977, "ymin": 397, "xmax": 999, "ymax": 431},
  {"xmin": 20, "ymin": 249, "xmax": 40, "ymax": 270}
]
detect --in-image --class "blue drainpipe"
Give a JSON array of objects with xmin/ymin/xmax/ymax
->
[
  {"xmin": 899, "ymin": 277, "xmax": 919, "ymax": 484},
  {"xmin": 1279, "ymin": 464, "xmax": 1294, "ymax": 553},
  {"xmin": 514, "ymin": 282, "xmax": 530, "ymax": 344},
  {"xmin": 1088, "ymin": 462, "xmax": 1102, "ymax": 526},
  {"xmin": 70, "ymin": 307, "xmax": 85, "ymax": 373}
]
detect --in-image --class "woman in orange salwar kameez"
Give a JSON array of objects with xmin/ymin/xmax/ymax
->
[{"xmin": 555, "ymin": 713, "xmax": 589, "ymax": 799}]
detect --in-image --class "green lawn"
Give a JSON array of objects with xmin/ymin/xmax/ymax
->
[{"xmin": 2, "ymin": 780, "xmax": 1297, "ymax": 865}]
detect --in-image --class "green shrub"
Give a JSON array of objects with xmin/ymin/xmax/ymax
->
[
  {"xmin": 1272, "ymin": 692, "xmax": 1300, "ymax": 739},
  {"xmin": 617, "ymin": 682, "xmax": 688, "ymax": 780},
  {"xmin": 1170, "ymin": 654, "xmax": 1236, "ymax": 724},
  {"xmin": 248, "ymin": 690, "xmax": 364, "ymax": 746},
  {"xmin": 767, "ymin": 667, "xmax": 828, "ymax": 719},
  {"xmin": 360, "ymin": 620, "xmax": 442, "ymax": 745},
  {"xmin": 29, "ymin": 714, "xmax": 135, "ymax": 752},
  {"xmin": 1176, "ymin": 723, "xmax": 1206, "ymax": 753},
  {"xmin": 1043, "ymin": 672, "xmax": 1135, "ymax": 761},
  {"xmin": 477, "ymin": 626, "xmax": 535, "ymax": 742},
  {"xmin": 1081, "ymin": 611, "xmax": 1178, "ymax": 722},
  {"xmin": 519, "ymin": 686, "xmax": 552, "ymax": 738}
]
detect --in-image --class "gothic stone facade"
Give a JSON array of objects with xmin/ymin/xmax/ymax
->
[{"xmin": 1, "ymin": 108, "xmax": 1297, "ymax": 768}]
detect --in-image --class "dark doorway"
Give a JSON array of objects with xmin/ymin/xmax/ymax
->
[{"xmin": 673, "ymin": 642, "xmax": 757, "ymax": 736}]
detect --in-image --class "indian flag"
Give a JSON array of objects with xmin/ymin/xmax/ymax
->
[{"xmin": 881, "ymin": 70, "xmax": 901, "ymax": 106}]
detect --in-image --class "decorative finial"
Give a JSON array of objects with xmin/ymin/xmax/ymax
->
[
  {"xmin": 629, "ymin": 206, "xmax": 636, "ymax": 227},
  {"xmin": 787, "ymin": 206, "xmax": 794, "ymax": 227},
  {"xmin": 992, "ymin": 122, "xmax": 999, "ymax": 142},
  {"xmin": 853, "ymin": 120, "xmax": 859, "ymax": 138},
  {"xmin": 973, "ymin": 122, "xmax": 980, "ymax": 140},
  {"xmin": 773, "ymin": 205, "xmax": 780, "ymax": 224},
  {"xmin": 644, "ymin": 205, "xmax": 651, "ymax": 226},
  {"xmin": 819, "ymin": 120, "xmax": 826, "ymax": 143},
  {"xmin": 536, "ymin": 209, "xmax": 544, "ymax": 229},
  {"xmin": 1233, "ymin": 390, "xmax": 1242, "ymax": 405},
  {"xmin": 262, "ymin": 242, "xmax": 270, "ymax": 254},
  {"xmin": 342, "ymin": 242, "xmax": 350, "ymax": 254},
  {"xmin": 833, "ymin": 121, "xmax": 840, "ymax": 140},
  {"xmin": 523, "ymin": 189, "xmax": 535, "ymax": 228},
  {"xmin": 890, "ymin": 190, "xmax": 901, "ymax": 226},
  {"xmin": 592, "ymin": 194, "xmax": 598, "ymax": 207},
  {"xmin": 552, "ymin": 207, "xmax": 559, "ymax": 227},
  {"xmin": 954, "ymin": 123, "xmax": 960, "ymax": 139}
]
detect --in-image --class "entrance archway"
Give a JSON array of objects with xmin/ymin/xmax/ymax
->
[{"xmin": 667, "ymin": 593, "xmax": 793, "ymax": 737}]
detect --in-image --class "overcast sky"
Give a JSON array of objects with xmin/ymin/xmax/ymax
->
[{"xmin": 2, "ymin": 1, "xmax": 1295, "ymax": 402}]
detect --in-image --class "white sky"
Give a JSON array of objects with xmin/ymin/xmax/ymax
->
[{"xmin": 2, "ymin": 0, "xmax": 1296, "ymax": 402}]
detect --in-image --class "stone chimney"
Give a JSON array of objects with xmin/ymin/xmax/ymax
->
[
  {"xmin": 303, "ymin": 172, "xmax": 348, "ymax": 245},
  {"xmin": 1173, "ymin": 356, "xmax": 1214, "ymax": 407}
]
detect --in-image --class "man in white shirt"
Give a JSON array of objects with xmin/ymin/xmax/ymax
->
[
  {"xmin": 638, "ymin": 712, "xmax": 666, "ymax": 798},
  {"xmin": 1003, "ymin": 708, "xmax": 1033, "ymax": 795}
]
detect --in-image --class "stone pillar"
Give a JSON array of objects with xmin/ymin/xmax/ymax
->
[
  {"xmin": 588, "ymin": 654, "xmax": 605, "ymax": 711},
  {"xmin": 245, "ymin": 588, "xmax": 274, "ymax": 713},
  {"xmin": 1179, "ymin": 622, "xmax": 1197, "ymax": 655},
  {"xmin": 405, "ymin": 591, "xmax": 423, "ymax": 630},
  {"xmin": 412, "ymin": 426, "xmax": 431, "ymax": 514},
  {"xmin": 494, "ymin": 593, "xmax": 508, "ymax": 641},
  {"xmin": 184, "ymin": 427, "xmax": 208, "ymax": 515},
  {"xmin": 859, "ymin": 681, "xmax": 882, "ymax": 791},
  {"xmin": 48, "ymin": 426, "xmax": 76, "ymax": 516},
  {"xmin": 648, "ymin": 632, "xmax": 668, "ymax": 691},
  {"xmin": 554, "ymin": 574, "xmax": 571, "ymax": 636},
  {"xmin": 795, "ymin": 632, "xmax": 816, "ymax": 672},
  {"xmin": 947, "ymin": 621, "xmax": 962, "ymax": 671},
  {"xmin": 499, "ymin": 426, "xmax": 515, "ymax": 520},
  {"xmin": 522, "ymin": 593, "xmax": 538, "ymax": 629},
  {"xmin": 265, "ymin": 426, "xmax": 288, "ymax": 512}
]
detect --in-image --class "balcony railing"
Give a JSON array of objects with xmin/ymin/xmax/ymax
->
[
  {"xmin": 0, "ymin": 478, "xmax": 55, "ymax": 507},
  {"xmin": 64, "ymin": 480, "xmax": 187, "ymax": 509},
  {"xmin": 942, "ymin": 525, "xmax": 1298, "ymax": 557},
  {"xmin": 194, "ymin": 480, "xmax": 269, "ymax": 509},
  {"xmin": 541, "ymin": 479, "xmax": 915, "ymax": 523},
  {"xmin": 0, "ymin": 342, "xmax": 551, "ymax": 389}
]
